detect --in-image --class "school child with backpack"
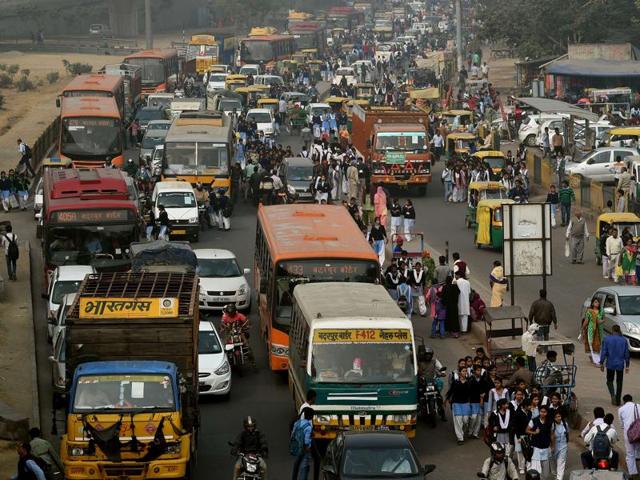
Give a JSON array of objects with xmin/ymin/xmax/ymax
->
[
  {"xmin": 2, "ymin": 225, "xmax": 19, "ymax": 281},
  {"xmin": 290, "ymin": 407, "xmax": 314, "ymax": 480},
  {"xmin": 550, "ymin": 411, "xmax": 569, "ymax": 480},
  {"xmin": 581, "ymin": 412, "xmax": 620, "ymax": 469}
]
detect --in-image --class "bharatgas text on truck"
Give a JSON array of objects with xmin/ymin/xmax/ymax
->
[
  {"xmin": 61, "ymin": 271, "xmax": 199, "ymax": 480},
  {"xmin": 351, "ymin": 105, "xmax": 431, "ymax": 195}
]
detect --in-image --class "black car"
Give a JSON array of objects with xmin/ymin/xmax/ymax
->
[{"xmin": 320, "ymin": 431, "xmax": 435, "ymax": 480}]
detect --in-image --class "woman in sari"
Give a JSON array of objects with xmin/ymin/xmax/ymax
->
[
  {"xmin": 581, "ymin": 298, "xmax": 604, "ymax": 365},
  {"xmin": 621, "ymin": 238, "xmax": 637, "ymax": 285},
  {"xmin": 374, "ymin": 186, "xmax": 388, "ymax": 227},
  {"xmin": 489, "ymin": 260, "xmax": 508, "ymax": 307}
]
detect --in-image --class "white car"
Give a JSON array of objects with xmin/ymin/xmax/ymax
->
[
  {"xmin": 48, "ymin": 329, "xmax": 66, "ymax": 398},
  {"xmin": 207, "ymin": 73, "xmax": 228, "ymax": 92},
  {"xmin": 46, "ymin": 265, "xmax": 95, "ymax": 340},
  {"xmin": 151, "ymin": 181, "xmax": 200, "ymax": 242},
  {"xmin": 564, "ymin": 147, "xmax": 637, "ymax": 182},
  {"xmin": 195, "ymin": 249, "xmax": 251, "ymax": 312},
  {"xmin": 198, "ymin": 321, "xmax": 231, "ymax": 396},
  {"xmin": 246, "ymin": 108, "xmax": 276, "ymax": 137},
  {"xmin": 51, "ymin": 293, "xmax": 75, "ymax": 349},
  {"xmin": 518, "ymin": 113, "xmax": 564, "ymax": 146},
  {"xmin": 34, "ymin": 177, "xmax": 44, "ymax": 219},
  {"xmin": 239, "ymin": 64, "xmax": 260, "ymax": 76},
  {"xmin": 332, "ymin": 67, "xmax": 358, "ymax": 87},
  {"xmin": 536, "ymin": 119, "xmax": 612, "ymax": 150},
  {"xmin": 305, "ymin": 103, "xmax": 332, "ymax": 126}
]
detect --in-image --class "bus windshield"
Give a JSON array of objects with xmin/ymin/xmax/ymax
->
[
  {"xmin": 72, "ymin": 374, "xmax": 175, "ymax": 412},
  {"xmin": 374, "ymin": 132, "xmax": 427, "ymax": 151},
  {"xmin": 274, "ymin": 259, "xmax": 379, "ymax": 332},
  {"xmin": 61, "ymin": 117, "xmax": 122, "ymax": 158},
  {"xmin": 127, "ymin": 58, "xmax": 165, "ymax": 86},
  {"xmin": 242, "ymin": 41, "xmax": 274, "ymax": 62},
  {"xmin": 310, "ymin": 329, "xmax": 415, "ymax": 384},
  {"xmin": 164, "ymin": 142, "xmax": 229, "ymax": 175}
]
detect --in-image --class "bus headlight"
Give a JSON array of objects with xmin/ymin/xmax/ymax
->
[
  {"xmin": 389, "ymin": 414, "xmax": 412, "ymax": 424},
  {"xmin": 165, "ymin": 442, "xmax": 181, "ymax": 454},
  {"xmin": 314, "ymin": 415, "xmax": 332, "ymax": 425},
  {"xmin": 69, "ymin": 446, "xmax": 87, "ymax": 456}
]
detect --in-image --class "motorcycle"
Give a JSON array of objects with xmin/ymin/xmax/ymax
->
[
  {"xmin": 417, "ymin": 367, "xmax": 446, "ymax": 427},
  {"xmin": 223, "ymin": 320, "xmax": 249, "ymax": 370},
  {"xmin": 228, "ymin": 442, "xmax": 265, "ymax": 480}
]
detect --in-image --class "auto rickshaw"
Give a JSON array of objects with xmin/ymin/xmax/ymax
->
[
  {"xmin": 446, "ymin": 132, "xmax": 478, "ymax": 159},
  {"xmin": 441, "ymin": 109, "xmax": 474, "ymax": 130},
  {"xmin": 474, "ymin": 198, "xmax": 515, "ymax": 250},
  {"xmin": 281, "ymin": 91, "xmax": 310, "ymax": 109},
  {"xmin": 326, "ymin": 96, "xmax": 348, "ymax": 112},
  {"xmin": 355, "ymin": 83, "xmax": 375, "ymax": 101},
  {"xmin": 257, "ymin": 98, "xmax": 279, "ymax": 115},
  {"xmin": 234, "ymin": 86, "xmax": 251, "ymax": 106},
  {"xmin": 594, "ymin": 212, "xmax": 640, "ymax": 264},
  {"xmin": 465, "ymin": 181, "xmax": 508, "ymax": 228},
  {"xmin": 606, "ymin": 126, "xmax": 640, "ymax": 148},
  {"xmin": 472, "ymin": 150, "xmax": 507, "ymax": 180},
  {"xmin": 307, "ymin": 60, "xmax": 323, "ymax": 83},
  {"xmin": 225, "ymin": 74, "xmax": 248, "ymax": 91},
  {"xmin": 282, "ymin": 59, "xmax": 300, "ymax": 74},
  {"xmin": 300, "ymin": 48, "xmax": 318, "ymax": 60}
]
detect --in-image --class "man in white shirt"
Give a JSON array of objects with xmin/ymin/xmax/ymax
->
[
  {"xmin": 454, "ymin": 270, "xmax": 471, "ymax": 333},
  {"xmin": 581, "ymin": 407, "xmax": 606, "ymax": 441},
  {"xmin": 582, "ymin": 413, "xmax": 619, "ymax": 469},
  {"xmin": 619, "ymin": 394, "xmax": 640, "ymax": 475},
  {"xmin": 606, "ymin": 228, "xmax": 624, "ymax": 281}
]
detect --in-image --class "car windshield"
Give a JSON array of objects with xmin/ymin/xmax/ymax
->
[
  {"xmin": 198, "ymin": 330, "xmax": 223, "ymax": 354},
  {"xmin": 337, "ymin": 69, "xmax": 354, "ymax": 76},
  {"xmin": 72, "ymin": 374, "xmax": 175, "ymax": 412},
  {"xmin": 311, "ymin": 107, "xmax": 331, "ymax": 116},
  {"xmin": 142, "ymin": 135, "xmax": 165, "ymax": 149},
  {"xmin": 210, "ymin": 74, "xmax": 227, "ymax": 82},
  {"xmin": 147, "ymin": 122, "xmax": 171, "ymax": 131},
  {"xmin": 198, "ymin": 258, "xmax": 241, "ymax": 278},
  {"xmin": 311, "ymin": 329, "xmax": 415, "ymax": 384},
  {"xmin": 157, "ymin": 191, "xmax": 196, "ymax": 208},
  {"xmin": 342, "ymin": 447, "xmax": 419, "ymax": 477},
  {"xmin": 61, "ymin": 117, "xmax": 122, "ymax": 158},
  {"xmin": 51, "ymin": 280, "xmax": 83, "ymax": 305},
  {"xmin": 288, "ymin": 165, "xmax": 313, "ymax": 182},
  {"xmin": 247, "ymin": 112, "xmax": 272, "ymax": 123},
  {"xmin": 618, "ymin": 295, "xmax": 640, "ymax": 315},
  {"xmin": 220, "ymin": 100, "xmax": 242, "ymax": 112},
  {"xmin": 374, "ymin": 132, "xmax": 427, "ymax": 151}
]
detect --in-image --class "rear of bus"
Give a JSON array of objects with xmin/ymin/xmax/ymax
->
[
  {"xmin": 124, "ymin": 49, "xmax": 178, "ymax": 97},
  {"xmin": 254, "ymin": 205, "xmax": 380, "ymax": 371},
  {"xmin": 58, "ymin": 97, "xmax": 124, "ymax": 168},
  {"xmin": 289, "ymin": 283, "xmax": 418, "ymax": 439}
]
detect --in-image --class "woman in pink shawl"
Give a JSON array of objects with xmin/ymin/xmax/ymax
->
[{"xmin": 374, "ymin": 186, "xmax": 388, "ymax": 226}]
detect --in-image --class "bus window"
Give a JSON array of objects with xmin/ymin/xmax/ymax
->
[
  {"xmin": 274, "ymin": 277, "xmax": 294, "ymax": 331},
  {"xmin": 165, "ymin": 142, "xmax": 196, "ymax": 175}
]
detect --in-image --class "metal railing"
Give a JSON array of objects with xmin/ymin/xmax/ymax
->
[{"xmin": 31, "ymin": 116, "xmax": 59, "ymax": 171}]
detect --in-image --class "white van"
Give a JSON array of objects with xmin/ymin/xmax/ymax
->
[
  {"xmin": 255, "ymin": 75, "xmax": 284, "ymax": 87},
  {"xmin": 239, "ymin": 64, "xmax": 260, "ymax": 76},
  {"xmin": 147, "ymin": 93, "xmax": 174, "ymax": 109},
  {"xmin": 151, "ymin": 181, "xmax": 200, "ymax": 242}
]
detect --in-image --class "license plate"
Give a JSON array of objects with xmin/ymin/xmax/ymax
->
[
  {"xmin": 172, "ymin": 229, "xmax": 186, "ymax": 235},
  {"xmin": 216, "ymin": 297, "xmax": 231, "ymax": 302},
  {"xmin": 351, "ymin": 425, "xmax": 376, "ymax": 431}
]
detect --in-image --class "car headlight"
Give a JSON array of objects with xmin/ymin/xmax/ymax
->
[
  {"xmin": 314, "ymin": 415, "xmax": 332, "ymax": 424},
  {"xmin": 625, "ymin": 322, "xmax": 640, "ymax": 334},
  {"xmin": 165, "ymin": 442, "xmax": 181, "ymax": 454},
  {"xmin": 69, "ymin": 446, "xmax": 87, "ymax": 456},
  {"xmin": 238, "ymin": 285, "xmax": 247, "ymax": 295},
  {"xmin": 189, "ymin": 217, "xmax": 198, "ymax": 223},
  {"xmin": 215, "ymin": 361, "xmax": 230, "ymax": 376}
]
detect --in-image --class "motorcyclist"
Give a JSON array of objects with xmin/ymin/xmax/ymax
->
[
  {"xmin": 221, "ymin": 304, "xmax": 256, "ymax": 369},
  {"xmin": 479, "ymin": 442, "xmax": 519, "ymax": 480},
  {"xmin": 230, "ymin": 416, "xmax": 268, "ymax": 480},
  {"xmin": 194, "ymin": 184, "xmax": 210, "ymax": 228},
  {"xmin": 124, "ymin": 158, "xmax": 138, "ymax": 178},
  {"xmin": 417, "ymin": 346, "xmax": 446, "ymax": 421}
]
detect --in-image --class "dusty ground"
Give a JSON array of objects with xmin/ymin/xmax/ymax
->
[
  {"xmin": 483, "ymin": 46, "xmax": 517, "ymax": 92},
  {"xmin": 0, "ymin": 51, "xmax": 119, "ymax": 171}
]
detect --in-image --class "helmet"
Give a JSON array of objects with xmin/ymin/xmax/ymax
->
[
  {"xmin": 490, "ymin": 442, "xmax": 505, "ymax": 456},
  {"xmin": 525, "ymin": 470, "xmax": 540, "ymax": 480},
  {"xmin": 243, "ymin": 416, "xmax": 257, "ymax": 430},
  {"xmin": 225, "ymin": 304, "xmax": 237, "ymax": 315},
  {"xmin": 422, "ymin": 346, "xmax": 434, "ymax": 361},
  {"xmin": 196, "ymin": 183, "xmax": 203, "ymax": 190}
]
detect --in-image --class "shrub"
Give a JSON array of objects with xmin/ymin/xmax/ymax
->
[
  {"xmin": 15, "ymin": 76, "xmax": 34, "ymax": 91},
  {"xmin": 0, "ymin": 95, "xmax": 4, "ymax": 109},
  {"xmin": 46, "ymin": 71, "xmax": 60, "ymax": 84},
  {"xmin": 20, "ymin": 69, "xmax": 30, "ymax": 78},
  {"xmin": 7, "ymin": 64, "xmax": 19, "ymax": 76},
  {"xmin": 0, "ymin": 64, "xmax": 7, "ymax": 71},
  {"xmin": 62, "ymin": 59, "xmax": 92, "ymax": 76},
  {"xmin": 0, "ymin": 73, "xmax": 13, "ymax": 88}
]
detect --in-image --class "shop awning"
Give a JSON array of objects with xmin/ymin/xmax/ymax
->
[
  {"xmin": 514, "ymin": 97, "xmax": 599, "ymax": 121},
  {"xmin": 546, "ymin": 59, "xmax": 640, "ymax": 78}
]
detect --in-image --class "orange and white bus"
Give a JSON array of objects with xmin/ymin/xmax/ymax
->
[
  {"xmin": 254, "ymin": 204, "xmax": 380, "ymax": 371},
  {"xmin": 58, "ymin": 74, "xmax": 125, "ymax": 120},
  {"xmin": 58, "ymin": 96, "xmax": 125, "ymax": 168},
  {"xmin": 124, "ymin": 48, "xmax": 179, "ymax": 96},
  {"xmin": 238, "ymin": 34, "xmax": 296, "ymax": 66}
]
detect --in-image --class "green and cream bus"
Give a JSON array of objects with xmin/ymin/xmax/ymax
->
[{"xmin": 288, "ymin": 282, "xmax": 417, "ymax": 439}]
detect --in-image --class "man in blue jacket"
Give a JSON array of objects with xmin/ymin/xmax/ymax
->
[{"xmin": 600, "ymin": 325, "xmax": 630, "ymax": 406}]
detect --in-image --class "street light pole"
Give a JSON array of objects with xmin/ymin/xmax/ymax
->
[
  {"xmin": 145, "ymin": 0, "xmax": 153, "ymax": 49},
  {"xmin": 455, "ymin": 0, "xmax": 463, "ymax": 72}
]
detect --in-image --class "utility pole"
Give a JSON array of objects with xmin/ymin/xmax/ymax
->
[
  {"xmin": 145, "ymin": 0, "xmax": 153, "ymax": 49},
  {"xmin": 455, "ymin": 0, "xmax": 463, "ymax": 72}
]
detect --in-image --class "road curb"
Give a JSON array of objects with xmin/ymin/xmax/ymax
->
[{"xmin": 27, "ymin": 241, "xmax": 40, "ymax": 428}]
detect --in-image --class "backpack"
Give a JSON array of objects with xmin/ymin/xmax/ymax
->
[
  {"xmin": 592, "ymin": 425, "xmax": 612, "ymax": 457},
  {"xmin": 4, "ymin": 234, "xmax": 18, "ymax": 260},
  {"xmin": 289, "ymin": 419, "xmax": 306, "ymax": 457},
  {"xmin": 23, "ymin": 143, "xmax": 32, "ymax": 158}
]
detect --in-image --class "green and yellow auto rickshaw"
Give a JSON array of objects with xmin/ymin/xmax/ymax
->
[
  {"xmin": 594, "ymin": 212, "xmax": 640, "ymax": 264},
  {"xmin": 472, "ymin": 150, "xmax": 507, "ymax": 180},
  {"xmin": 355, "ymin": 83, "xmax": 375, "ymax": 101},
  {"xmin": 446, "ymin": 132, "xmax": 478, "ymax": 159},
  {"xmin": 474, "ymin": 198, "xmax": 515, "ymax": 250},
  {"xmin": 465, "ymin": 181, "xmax": 508, "ymax": 228},
  {"xmin": 441, "ymin": 109, "xmax": 474, "ymax": 129}
]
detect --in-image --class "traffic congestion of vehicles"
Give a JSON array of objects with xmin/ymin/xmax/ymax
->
[{"xmin": 17, "ymin": 0, "xmax": 640, "ymax": 479}]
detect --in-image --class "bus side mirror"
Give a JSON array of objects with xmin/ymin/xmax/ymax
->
[{"xmin": 56, "ymin": 97, "xmax": 60, "ymax": 108}]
